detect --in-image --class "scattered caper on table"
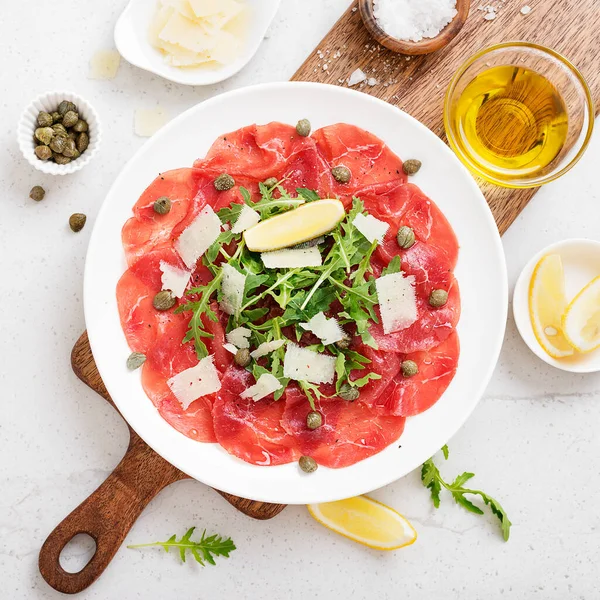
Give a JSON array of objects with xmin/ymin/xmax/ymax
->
[
  {"xmin": 153, "ymin": 290, "xmax": 176, "ymax": 311},
  {"xmin": 29, "ymin": 186, "xmax": 45, "ymax": 202},
  {"xmin": 397, "ymin": 225, "xmax": 416, "ymax": 249},
  {"xmin": 127, "ymin": 352, "xmax": 147, "ymax": 370},
  {"xmin": 332, "ymin": 165, "xmax": 352, "ymax": 184},
  {"xmin": 429, "ymin": 289, "xmax": 449, "ymax": 308},
  {"xmin": 153, "ymin": 196, "xmax": 172, "ymax": 215},
  {"xmin": 214, "ymin": 173, "xmax": 235, "ymax": 191},
  {"xmin": 296, "ymin": 119, "xmax": 311, "ymax": 137},
  {"xmin": 401, "ymin": 360, "xmax": 419, "ymax": 378},
  {"xmin": 338, "ymin": 383, "xmax": 359, "ymax": 401},
  {"xmin": 263, "ymin": 177, "xmax": 278, "ymax": 188},
  {"xmin": 306, "ymin": 411, "xmax": 323, "ymax": 430},
  {"xmin": 234, "ymin": 348, "xmax": 251, "ymax": 368},
  {"xmin": 299, "ymin": 456, "xmax": 318, "ymax": 473},
  {"xmin": 69, "ymin": 213, "xmax": 87, "ymax": 232},
  {"xmin": 403, "ymin": 159, "xmax": 422, "ymax": 175}
]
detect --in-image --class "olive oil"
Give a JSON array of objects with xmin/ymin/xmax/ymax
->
[{"xmin": 451, "ymin": 65, "xmax": 568, "ymax": 179}]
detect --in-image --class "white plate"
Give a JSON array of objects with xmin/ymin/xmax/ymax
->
[
  {"xmin": 85, "ymin": 82, "xmax": 507, "ymax": 504},
  {"xmin": 114, "ymin": 0, "xmax": 281, "ymax": 86},
  {"xmin": 513, "ymin": 238, "xmax": 600, "ymax": 373}
]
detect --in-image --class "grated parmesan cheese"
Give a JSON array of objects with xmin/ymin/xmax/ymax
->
[
  {"xmin": 375, "ymin": 272, "xmax": 418, "ymax": 334},
  {"xmin": 261, "ymin": 247, "xmax": 322, "ymax": 269},
  {"xmin": 232, "ymin": 204, "xmax": 260, "ymax": 234},
  {"xmin": 250, "ymin": 339, "xmax": 285, "ymax": 359},
  {"xmin": 300, "ymin": 312, "xmax": 345, "ymax": 346},
  {"xmin": 220, "ymin": 264, "xmax": 246, "ymax": 315},
  {"xmin": 175, "ymin": 205, "xmax": 221, "ymax": 268},
  {"xmin": 159, "ymin": 261, "xmax": 191, "ymax": 298},
  {"xmin": 352, "ymin": 213, "xmax": 390, "ymax": 244},
  {"xmin": 167, "ymin": 355, "xmax": 221, "ymax": 410},
  {"xmin": 283, "ymin": 343, "xmax": 336, "ymax": 384},
  {"xmin": 240, "ymin": 373, "xmax": 282, "ymax": 402},
  {"xmin": 226, "ymin": 326, "xmax": 251, "ymax": 349}
]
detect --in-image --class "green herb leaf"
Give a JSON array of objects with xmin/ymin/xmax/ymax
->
[
  {"xmin": 420, "ymin": 447, "xmax": 512, "ymax": 541},
  {"xmin": 382, "ymin": 255, "xmax": 402, "ymax": 276},
  {"xmin": 296, "ymin": 188, "xmax": 321, "ymax": 202},
  {"xmin": 128, "ymin": 527, "xmax": 236, "ymax": 566}
]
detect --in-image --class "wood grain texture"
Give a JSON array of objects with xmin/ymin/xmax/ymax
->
[
  {"xmin": 358, "ymin": 0, "xmax": 470, "ymax": 55},
  {"xmin": 38, "ymin": 332, "xmax": 285, "ymax": 595},
  {"xmin": 292, "ymin": 0, "xmax": 600, "ymax": 235}
]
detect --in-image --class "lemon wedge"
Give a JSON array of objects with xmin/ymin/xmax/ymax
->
[
  {"xmin": 562, "ymin": 275, "xmax": 600, "ymax": 353},
  {"xmin": 243, "ymin": 199, "xmax": 345, "ymax": 252},
  {"xmin": 307, "ymin": 496, "xmax": 417, "ymax": 550},
  {"xmin": 528, "ymin": 253, "xmax": 574, "ymax": 359}
]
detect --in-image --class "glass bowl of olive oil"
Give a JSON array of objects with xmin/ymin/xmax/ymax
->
[{"xmin": 445, "ymin": 42, "xmax": 594, "ymax": 188}]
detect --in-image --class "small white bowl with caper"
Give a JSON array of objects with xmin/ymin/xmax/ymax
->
[{"xmin": 18, "ymin": 91, "xmax": 101, "ymax": 176}]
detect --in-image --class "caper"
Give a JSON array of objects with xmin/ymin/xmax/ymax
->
[
  {"xmin": 335, "ymin": 336, "xmax": 351, "ymax": 350},
  {"xmin": 62, "ymin": 138, "xmax": 77, "ymax": 158},
  {"xmin": 53, "ymin": 153, "xmax": 71, "ymax": 165},
  {"xmin": 296, "ymin": 118, "xmax": 311, "ymax": 137},
  {"xmin": 29, "ymin": 186, "xmax": 45, "ymax": 202},
  {"xmin": 71, "ymin": 148, "xmax": 81, "ymax": 160},
  {"xmin": 51, "ymin": 111, "xmax": 62, "ymax": 124},
  {"xmin": 299, "ymin": 456, "xmax": 318, "ymax": 473},
  {"xmin": 332, "ymin": 165, "xmax": 351, "ymax": 184},
  {"xmin": 234, "ymin": 348, "xmax": 251, "ymax": 368},
  {"xmin": 35, "ymin": 127, "xmax": 54, "ymax": 146},
  {"xmin": 58, "ymin": 100, "xmax": 77, "ymax": 116},
  {"xmin": 153, "ymin": 290, "xmax": 176, "ymax": 311},
  {"xmin": 62, "ymin": 110, "xmax": 79, "ymax": 129},
  {"xmin": 49, "ymin": 136, "xmax": 67, "ymax": 154},
  {"xmin": 429, "ymin": 289, "xmax": 449, "ymax": 308},
  {"xmin": 403, "ymin": 159, "xmax": 422, "ymax": 175},
  {"xmin": 73, "ymin": 119, "xmax": 89, "ymax": 133},
  {"xmin": 52, "ymin": 123, "xmax": 67, "ymax": 136},
  {"xmin": 214, "ymin": 173, "xmax": 235, "ymax": 191},
  {"xmin": 68, "ymin": 131, "xmax": 77, "ymax": 140},
  {"xmin": 69, "ymin": 213, "xmax": 87, "ymax": 232},
  {"xmin": 338, "ymin": 383, "xmax": 359, "ymax": 402},
  {"xmin": 396, "ymin": 225, "xmax": 416, "ymax": 249},
  {"xmin": 76, "ymin": 132, "xmax": 89, "ymax": 154},
  {"xmin": 37, "ymin": 111, "xmax": 53, "ymax": 128},
  {"xmin": 306, "ymin": 411, "xmax": 323, "ymax": 430},
  {"xmin": 153, "ymin": 196, "xmax": 171, "ymax": 215},
  {"xmin": 127, "ymin": 352, "xmax": 147, "ymax": 370},
  {"xmin": 263, "ymin": 177, "xmax": 278, "ymax": 188},
  {"xmin": 401, "ymin": 360, "xmax": 419, "ymax": 378},
  {"xmin": 34, "ymin": 145, "xmax": 52, "ymax": 161}
]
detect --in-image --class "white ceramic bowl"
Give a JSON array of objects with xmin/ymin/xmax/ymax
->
[
  {"xmin": 85, "ymin": 82, "xmax": 508, "ymax": 504},
  {"xmin": 18, "ymin": 91, "xmax": 102, "ymax": 176},
  {"xmin": 514, "ymin": 238, "xmax": 600, "ymax": 373},
  {"xmin": 114, "ymin": 0, "xmax": 281, "ymax": 86}
]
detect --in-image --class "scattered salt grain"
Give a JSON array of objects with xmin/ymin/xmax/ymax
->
[
  {"xmin": 367, "ymin": 77, "xmax": 378, "ymax": 86},
  {"xmin": 483, "ymin": 10, "xmax": 496, "ymax": 20},
  {"xmin": 323, "ymin": 63, "xmax": 329, "ymax": 71},
  {"xmin": 520, "ymin": 5, "xmax": 531, "ymax": 14},
  {"xmin": 348, "ymin": 68, "xmax": 367, "ymax": 86},
  {"xmin": 373, "ymin": 0, "xmax": 458, "ymax": 43}
]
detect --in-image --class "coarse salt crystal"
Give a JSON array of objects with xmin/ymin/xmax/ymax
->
[
  {"xmin": 520, "ymin": 5, "xmax": 531, "ymax": 14},
  {"xmin": 373, "ymin": 0, "xmax": 458, "ymax": 43},
  {"xmin": 484, "ymin": 11, "xmax": 496, "ymax": 20},
  {"xmin": 348, "ymin": 68, "xmax": 367, "ymax": 86},
  {"xmin": 367, "ymin": 77, "xmax": 378, "ymax": 86}
]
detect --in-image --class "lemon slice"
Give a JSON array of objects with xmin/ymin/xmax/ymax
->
[
  {"xmin": 307, "ymin": 496, "xmax": 417, "ymax": 550},
  {"xmin": 528, "ymin": 254, "xmax": 575, "ymax": 359},
  {"xmin": 562, "ymin": 275, "xmax": 600, "ymax": 353},
  {"xmin": 243, "ymin": 199, "xmax": 345, "ymax": 252}
]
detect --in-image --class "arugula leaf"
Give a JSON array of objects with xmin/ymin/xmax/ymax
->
[
  {"xmin": 206, "ymin": 230, "xmax": 236, "ymax": 263},
  {"xmin": 382, "ymin": 255, "xmax": 402, "ymax": 276},
  {"xmin": 420, "ymin": 447, "xmax": 512, "ymax": 541},
  {"xmin": 296, "ymin": 188, "xmax": 321, "ymax": 202},
  {"xmin": 128, "ymin": 527, "xmax": 236, "ymax": 566},
  {"xmin": 281, "ymin": 286, "xmax": 336, "ymax": 323}
]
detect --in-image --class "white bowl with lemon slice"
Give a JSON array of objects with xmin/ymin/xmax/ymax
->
[{"xmin": 514, "ymin": 238, "xmax": 600, "ymax": 373}]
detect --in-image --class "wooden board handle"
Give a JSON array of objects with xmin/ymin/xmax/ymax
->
[{"xmin": 39, "ymin": 434, "xmax": 184, "ymax": 595}]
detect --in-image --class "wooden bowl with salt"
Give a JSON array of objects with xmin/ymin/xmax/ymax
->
[{"xmin": 358, "ymin": 0, "xmax": 470, "ymax": 55}]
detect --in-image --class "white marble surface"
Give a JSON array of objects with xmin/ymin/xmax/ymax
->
[{"xmin": 1, "ymin": 1, "xmax": 600, "ymax": 598}]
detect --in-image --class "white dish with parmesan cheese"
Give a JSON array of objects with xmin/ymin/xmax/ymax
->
[{"xmin": 115, "ymin": 0, "xmax": 281, "ymax": 86}]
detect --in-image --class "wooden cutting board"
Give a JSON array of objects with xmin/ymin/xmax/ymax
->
[{"xmin": 292, "ymin": 0, "xmax": 600, "ymax": 234}]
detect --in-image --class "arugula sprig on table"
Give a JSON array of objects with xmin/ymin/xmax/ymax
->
[
  {"xmin": 421, "ymin": 446, "xmax": 512, "ymax": 541},
  {"xmin": 175, "ymin": 182, "xmax": 383, "ymax": 403}
]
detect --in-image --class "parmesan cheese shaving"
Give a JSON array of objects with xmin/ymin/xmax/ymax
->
[
  {"xmin": 250, "ymin": 340, "xmax": 285, "ymax": 359},
  {"xmin": 240, "ymin": 373, "xmax": 282, "ymax": 402},
  {"xmin": 353, "ymin": 213, "xmax": 390, "ymax": 244},
  {"xmin": 220, "ymin": 264, "xmax": 246, "ymax": 315},
  {"xmin": 167, "ymin": 355, "xmax": 221, "ymax": 410},
  {"xmin": 159, "ymin": 261, "xmax": 191, "ymax": 298},
  {"xmin": 261, "ymin": 247, "xmax": 322, "ymax": 269},
  {"xmin": 283, "ymin": 343, "xmax": 336, "ymax": 384},
  {"xmin": 375, "ymin": 272, "xmax": 418, "ymax": 334},
  {"xmin": 300, "ymin": 312, "xmax": 345, "ymax": 346},
  {"xmin": 175, "ymin": 205, "xmax": 221, "ymax": 268},
  {"xmin": 223, "ymin": 343, "xmax": 239, "ymax": 355},
  {"xmin": 232, "ymin": 204, "xmax": 261, "ymax": 234},
  {"xmin": 226, "ymin": 327, "xmax": 251, "ymax": 349}
]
